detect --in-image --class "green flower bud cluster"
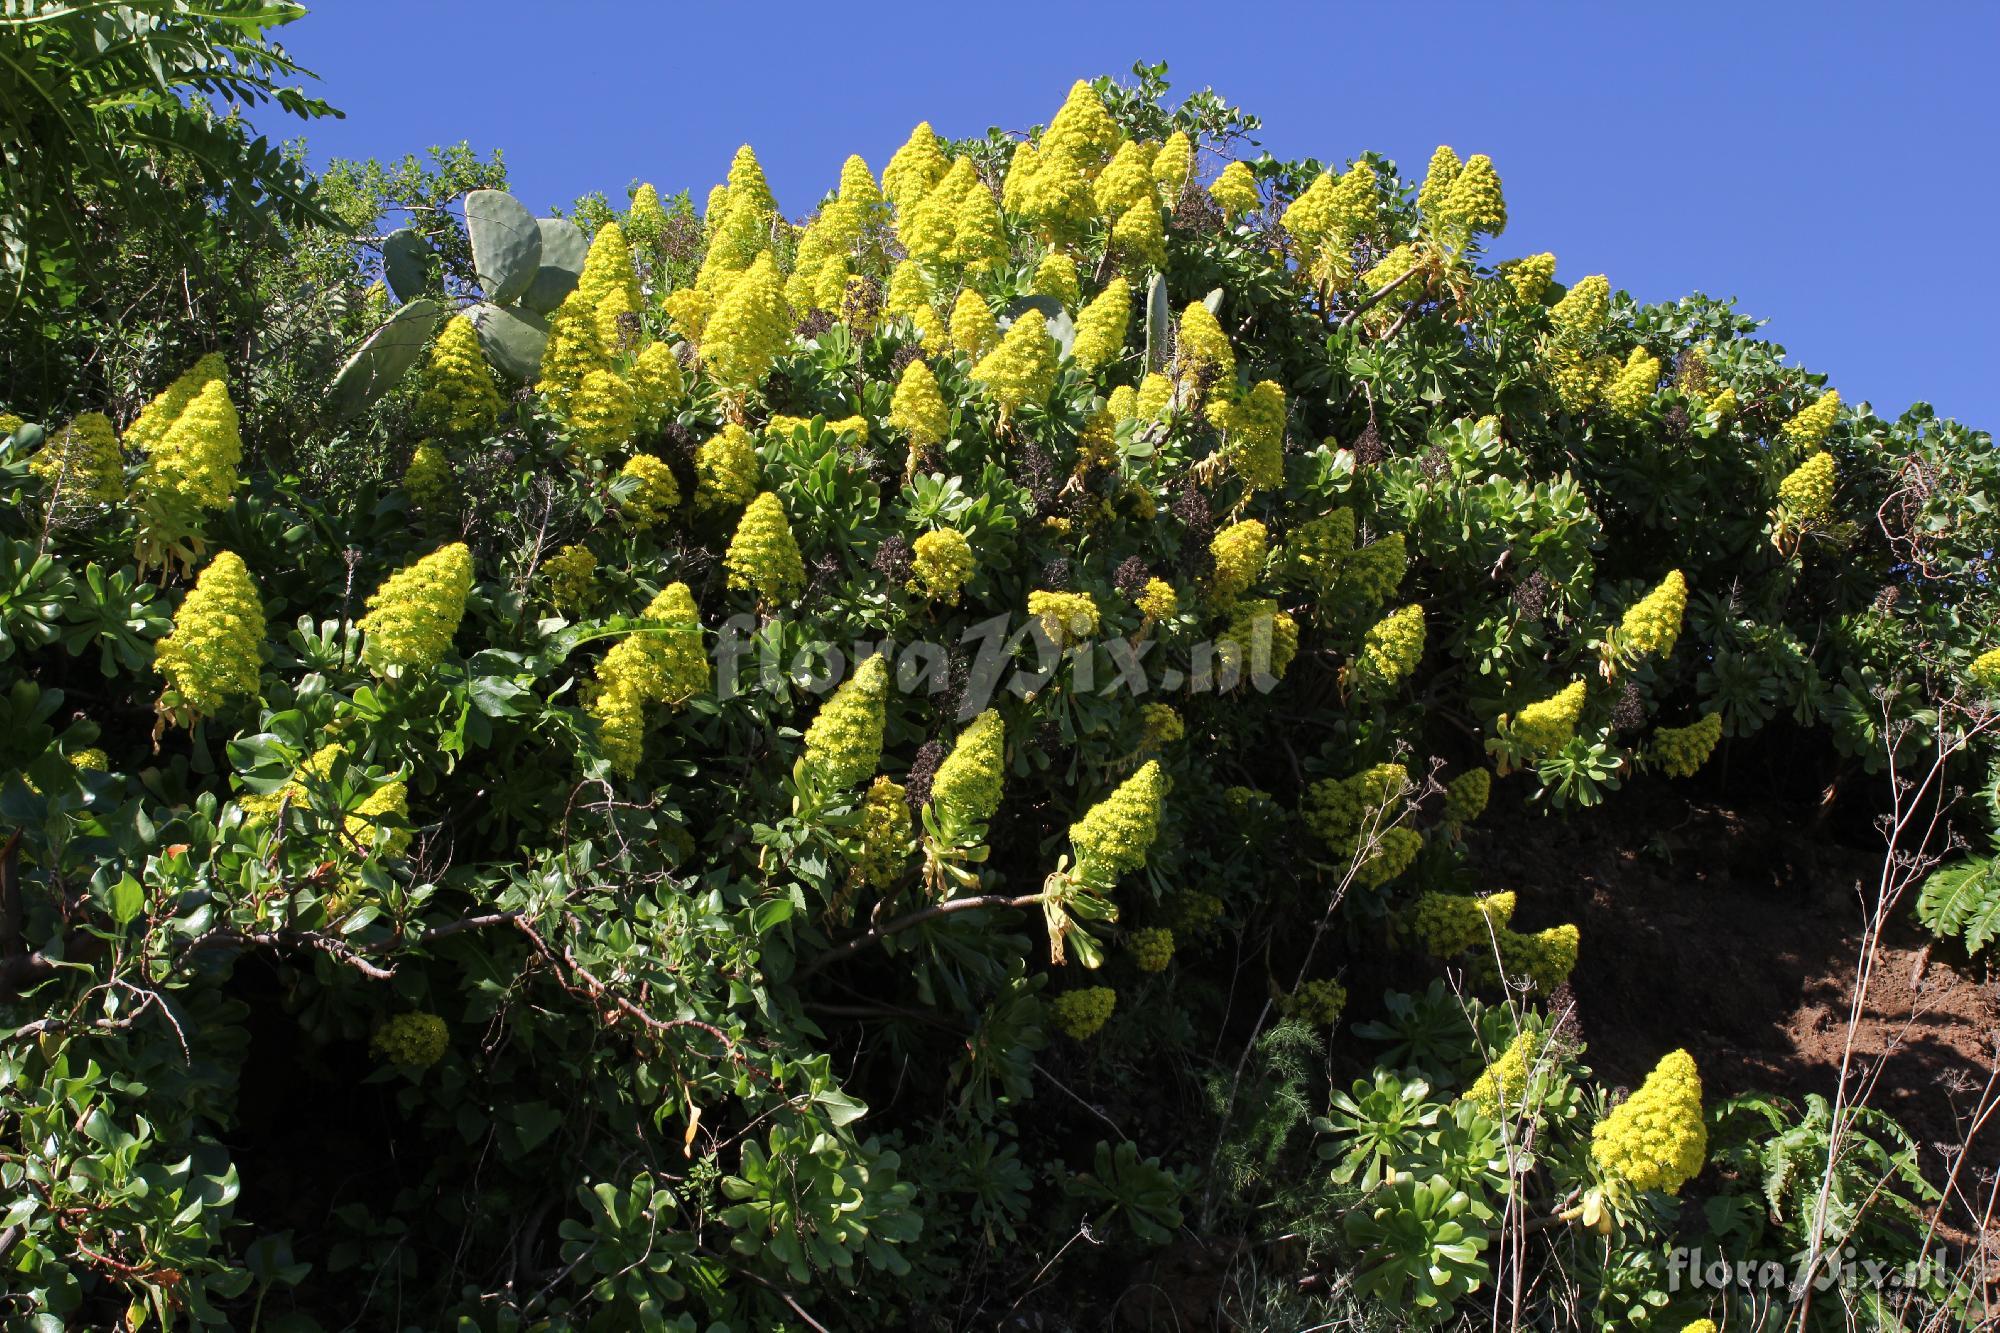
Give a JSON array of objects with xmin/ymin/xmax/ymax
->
[
  {"xmin": 1277, "ymin": 977, "xmax": 1347, "ymax": 1026},
  {"xmin": 372, "ymin": 1012, "xmax": 449, "ymax": 1068},
  {"xmin": 541, "ymin": 544, "xmax": 597, "ymax": 614},
  {"xmin": 1217, "ymin": 599, "xmax": 1299, "ymax": 682},
  {"xmin": 1303, "ymin": 764, "xmax": 1419, "ymax": 886},
  {"xmin": 1049, "ymin": 986, "xmax": 1116, "ymax": 1040},
  {"xmin": 1128, "ymin": 927, "xmax": 1175, "ymax": 972},
  {"xmin": 1442, "ymin": 768, "xmax": 1492, "ymax": 825}
]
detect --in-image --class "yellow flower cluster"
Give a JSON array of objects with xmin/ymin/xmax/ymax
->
[
  {"xmin": 135, "ymin": 377, "xmax": 242, "ymax": 546},
  {"xmin": 1287, "ymin": 510, "xmax": 1406, "ymax": 608},
  {"xmin": 909, "ymin": 527, "xmax": 975, "ymax": 603},
  {"xmin": 1443, "ymin": 768, "xmax": 1492, "ymax": 825},
  {"xmin": 1359, "ymin": 244, "xmax": 1424, "ymax": 301},
  {"xmin": 587, "ymin": 583, "xmax": 707, "ymax": 775},
  {"xmin": 1464, "ymin": 1028, "xmax": 1546, "ymax": 1117},
  {"xmin": 1135, "ymin": 577, "xmax": 1178, "ymax": 623},
  {"xmin": 882, "ymin": 122, "xmax": 948, "ymax": 213},
  {"xmin": 125, "ymin": 353, "xmax": 226, "ymax": 455},
  {"xmin": 1590, "ymin": 1049, "xmax": 1707, "ymax": 1195},
  {"xmin": 1511, "ymin": 680, "xmax": 1587, "ymax": 755},
  {"xmin": 853, "ymin": 776, "xmax": 912, "ymax": 890},
  {"xmin": 618, "ymin": 454, "xmax": 680, "ymax": 528},
  {"xmin": 1604, "ymin": 346, "xmax": 1661, "ymax": 419},
  {"xmin": 1357, "ymin": 604, "xmax": 1425, "ymax": 690},
  {"xmin": 416, "ymin": 314, "xmax": 503, "ymax": 436},
  {"xmin": 1281, "ymin": 162, "xmax": 1377, "ymax": 287},
  {"xmin": 372, "ymin": 1012, "xmax": 449, "ymax": 1068},
  {"xmin": 1776, "ymin": 450, "xmax": 1836, "ymax": 530},
  {"xmin": 1651, "ymin": 712, "xmax": 1723, "ymax": 778},
  {"xmin": 700, "ymin": 251, "xmax": 789, "ymax": 395},
  {"xmin": 802, "ymin": 655, "xmax": 889, "ymax": 790},
  {"xmin": 1032, "ymin": 251, "xmax": 1082, "ymax": 307},
  {"xmin": 1050, "ymin": 986, "xmax": 1116, "ymax": 1040},
  {"xmin": 1218, "ymin": 599, "xmax": 1299, "ymax": 682},
  {"xmin": 1208, "ymin": 518, "xmax": 1268, "ymax": 604},
  {"xmin": 1071, "ymin": 277, "xmax": 1131, "ymax": 370},
  {"xmin": 694, "ymin": 423, "xmax": 760, "ymax": 508},
  {"xmin": 1781, "ymin": 390, "xmax": 1841, "ymax": 447},
  {"xmin": 577, "ymin": 221, "xmax": 643, "ymax": 349},
  {"xmin": 403, "ymin": 442, "xmax": 454, "ymax": 511},
  {"xmin": 1549, "ymin": 274, "xmax": 1610, "ymax": 341},
  {"xmin": 1071, "ymin": 759, "xmax": 1168, "ymax": 883},
  {"xmin": 1029, "ymin": 589, "xmax": 1100, "ymax": 646},
  {"xmin": 350, "ymin": 778, "xmax": 412, "ymax": 858},
  {"xmin": 1137, "ymin": 702, "xmax": 1184, "ymax": 750},
  {"xmin": 724, "ymin": 492, "xmax": 806, "ymax": 604},
  {"xmin": 1303, "ymin": 764, "xmax": 1419, "ymax": 886},
  {"xmin": 947, "ymin": 287, "xmax": 996, "ymax": 358},
  {"xmin": 1208, "ymin": 162, "xmax": 1260, "ymax": 219},
  {"xmin": 1970, "ymin": 647, "xmax": 2000, "ymax": 694},
  {"xmin": 32, "ymin": 412, "xmax": 123, "ymax": 503},
  {"xmin": 1152, "ymin": 131, "xmax": 1193, "ymax": 194},
  {"xmin": 1615, "ymin": 569, "xmax": 1688, "ymax": 661},
  {"xmin": 631, "ymin": 342, "xmax": 685, "ymax": 429},
  {"xmin": 1278, "ymin": 977, "xmax": 1348, "ymax": 1026},
  {"xmin": 1128, "ymin": 926, "xmax": 1175, "ymax": 972},
  {"xmin": 568, "ymin": 368, "xmax": 637, "ymax": 456},
  {"xmin": 541, "ymin": 543, "xmax": 597, "ymax": 614},
  {"xmin": 1176, "ymin": 301, "xmax": 1235, "ymax": 391},
  {"xmin": 1411, "ymin": 890, "xmax": 1516, "ymax": 957},
  {"xmin": 536, "ymin": 289, "xmax": 607, "ymax": 415},
  {"xmin": 1489, "ymin": 923, "xmax": 1581, "ymax": 993},
  {"xmin": 358, "ymin": 543, "xmax": 474, "ymax": 675},
  {"xmin": 1207, "ymin": 379, "xmax": 1286, "ymax": 491},
  {"xmin": 1134, "ymin": 372, "xmax": 1175, "ymax": 422},
  {"xmin": 890, "ymin": 359, "xmax": 950, "ymax": 451},
  {"xmin": 932, "ymin": 709, "xmax": 1006, "ymax": 829},
  {"xmin": 971, "ymin": 309, "xmax": 1058, "ymax": 415},
  {"xmin": 154, "ymin": 550, "xmax": 264, "ymax": 720},
  {"xmin": 1501, "ymin": 252, "xmax": 1557, "ymax": 303}
]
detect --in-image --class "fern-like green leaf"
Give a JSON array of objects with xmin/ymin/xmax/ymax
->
[{"xmin": 1914, "ymin": 854, "xmax": 2000, "ymax": 954}]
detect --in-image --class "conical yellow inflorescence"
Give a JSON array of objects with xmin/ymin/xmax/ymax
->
[
  {"xmin": 801, "ymin": 655, "xmax": 890, "ymax": 790},
  {"xmin": 416, "ymin": 314, "xmax": 503, "ymax": 436},
  {"xmin": 724, "ymin": 491, "xmax": 805, "ymax": 604},
  {"xmin": 154, "ymin": 550, "xmax": 264, "ymax": 721},
  {"xmin": 1070, "ymin": 759, "xmax": 1169, "ymax": 883},
  {"xmin": 358, "ymin": 543, "xmax": 474, "ymax": 675},
  {"xmin": 1591, "ymin": 1049, "xmax": 1707, "ymax": 1195}
]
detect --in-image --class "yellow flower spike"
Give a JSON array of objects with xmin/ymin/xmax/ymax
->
[
  {"xmin": 372, "ymin": 1013, "xmax": 448, "ymax": 1068},
  {"xmin": 1776, "ymin": 450, "xmax": 1837, "ymax": 531},
  {"xmin": 1613, "ymin": 570, "xmax": 1687, "ymax": 663},
  {"xmin": 882, "ymin": 122, "xmax": 948, "ymax": 214},
  {"xmin": 358, "ymin": 543, "xmax": 474, "ymax": 675},
  {"xmin": 837, "ymin": 154, "xmax": 882, "ymax": 213},
  {"xmin": 1043, "ymin": 80, "xmax": 1120, "ymax": 173},
  {"xmin": 1357, "ymin": 604, "xmax": 1425, "ymax": 688},
  {"xmin": 32, "ymin": 412, "xmax": 123, "ymax": 503},
  {"xmin": 402, "ymin": 442, "xmax": 453, "ymax": 512},
  {"xmin": 1464, "ymin": 1028, "xmax": 1545, "ymax": 1117},
  {"xmin": 1278, "ymin": 978, "xmax": 1348, "ymax": 1026},
  {"xmin": 1217, "ymin": 599, "xmax": 1299, "ymax": 682},
  {"xmin": 1411, "ymin": 889, "xmax": 1516, "ymax": 957},
  {"xmin": 931, "ymin": 709, "xmax": 1006, "ymax": 828},
  {"xmin": 631, "ymin": 342, "xmax": 685, "ymax": 428},
  {"xmin": 1128, "ymin": 927, "xmax": 1175, "ymax": 973},
  {"xmin": 970, "ymin": 309, "xmax": 1058, "ymax": 416},
  {"xmin": 1782, "ymin": 389, "xmax": 1842, "ymax": 447},
  {"xmin": 1207, "ymin": 519, "xmax": 1269, "ymax": 605},
  {"xmin": 948, "ymin": 287, "xmax": 998, "ymax": 360},
  {"xmin": 1032, "ymin": 252, "xmax": 1082, "ymax": 307},
  {"xmin": 726, "ymin": 144, "xmax": 777, "ymax": 219},
  {"xmin": 123, "ymin": 353, "xmax": 226, "ymax": 457},
  {"xmin": 1093, "ymin": 139, "xmax": 1157, "ymax": 219},
  {"xmin": 1111, "ymin": 198, "xmax": 1166, "ymax": 273},
  {"xmin": 537, "ymin": 288, "xmax": 610, "ymax": 414},
  {"xmin": 700, "ymin": 251, "xmax": 789, "ymax": 395},
  {"xmin": 1970, "ymin": 647, "xmax": 2000, "ymax": 694},
  {"xmin": 154, "ymin": 550, "xmax": 264, "ymax": 722},
  {"xmin": 1028, "ymin": 589, "xmax": 1100, "ymax": 646},
  {"xmin": 540, "ymin": 543, "xmax": 597, "ymax": 615},
  {"xmin": 137, "ymin": 377, "xmax": 241, "ymax": 516},
  {"xmin": 1549, "ymin": 274, "xmax": 1611, "ymax": 341},
  {"xmin": 1501, "ymin": 252, "xmax": 1557, "ymax": 303},
  {"xmin": 909, "ymin": 527, "xmax": 975, "ymax": 604},
  {"xmin": 1591, "ymin": 1049, "xmax": 1707, "ymax": 1195},
  {"xmin": 889, "ymin": 359, "xmax": 951, "ymax": 458},
  {"xmin": 853, "ymin": 776, "xmax": 912, "ymax": 890},
  {"xmin": 1151, "ymin": 130, "xmax": 1194, "ymax": 195},
  {"xmin": 576, "ymin": 221, "xmax": 644, "ymax": 348},
  {"xmin": 1135, "ymin": 578, "xmax": 1178, "ymax": 623},
  {"xmin": 1176, "ymin": 301, "xmax": 1235, "ymax": 390},
  {"xmin": 1208, "ymin": 161, "xmax": 1260, "ymax": 219},
  {"xmin": 1416, "ymin": 145, "xmax": 1462, "ymax": 221},
  {"xmin": 1070, "ymin": 759, "xmax": 1169, "ymax": 883},
  {"xmin": 566, "ymin": 368, "xmax": 637, "ymax": 457},
  {"xmin": 1510, "ymin": 680, "xmax": 1588, "ymax": 755},
  {"xmin": 416, "ymin": 314, "xmax": 503, "ymax": 437},
  {"xmin": 617, "ymin": 454, "xmax": 680, "ymax": 530},
  {"xmin": 1050, "ymin": 986, "xmax": 1116, "ymax": 1039},
  {"xmin": 1443, "ymin": 153, "xmax": 1507, "ymax": 237},
  {"xmin": 1070, "ymin": 276, "xmax": 1131, "ymax": 370},
  {"xmin": 1442, "ymin": 768, "xmax": 1492, "ymax": 825},
  {"xmin": 1206, "ymin": 380, "xmax": 1286, "ymax": 491},
  {"xmin": 723, "ymin": 491, "xmax": 805, "ymax": 605},
  {"xmin": 1603, "ymin": 346, "xmax": 1661, "ymax": 419},
  {"xmin": 1651, "ymin": 713, "xmax": 1723, "ymax": 778},
  {"xmin": 801, "ymin": 655, "xmax": 890, "ymax": 790},
  {"xmin": 693, "ymin": 423, "xmax": 760, "ymax": 509}
]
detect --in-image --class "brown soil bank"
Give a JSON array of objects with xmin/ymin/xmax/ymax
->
[{"xmin": 1473, "ymin": 781, "xmax": 2000, "ymax": 1250}]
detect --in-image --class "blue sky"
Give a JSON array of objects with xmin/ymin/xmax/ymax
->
[{"xmin": 291, "ymin": 2, "xmax": 1998, "ymax": 429}]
